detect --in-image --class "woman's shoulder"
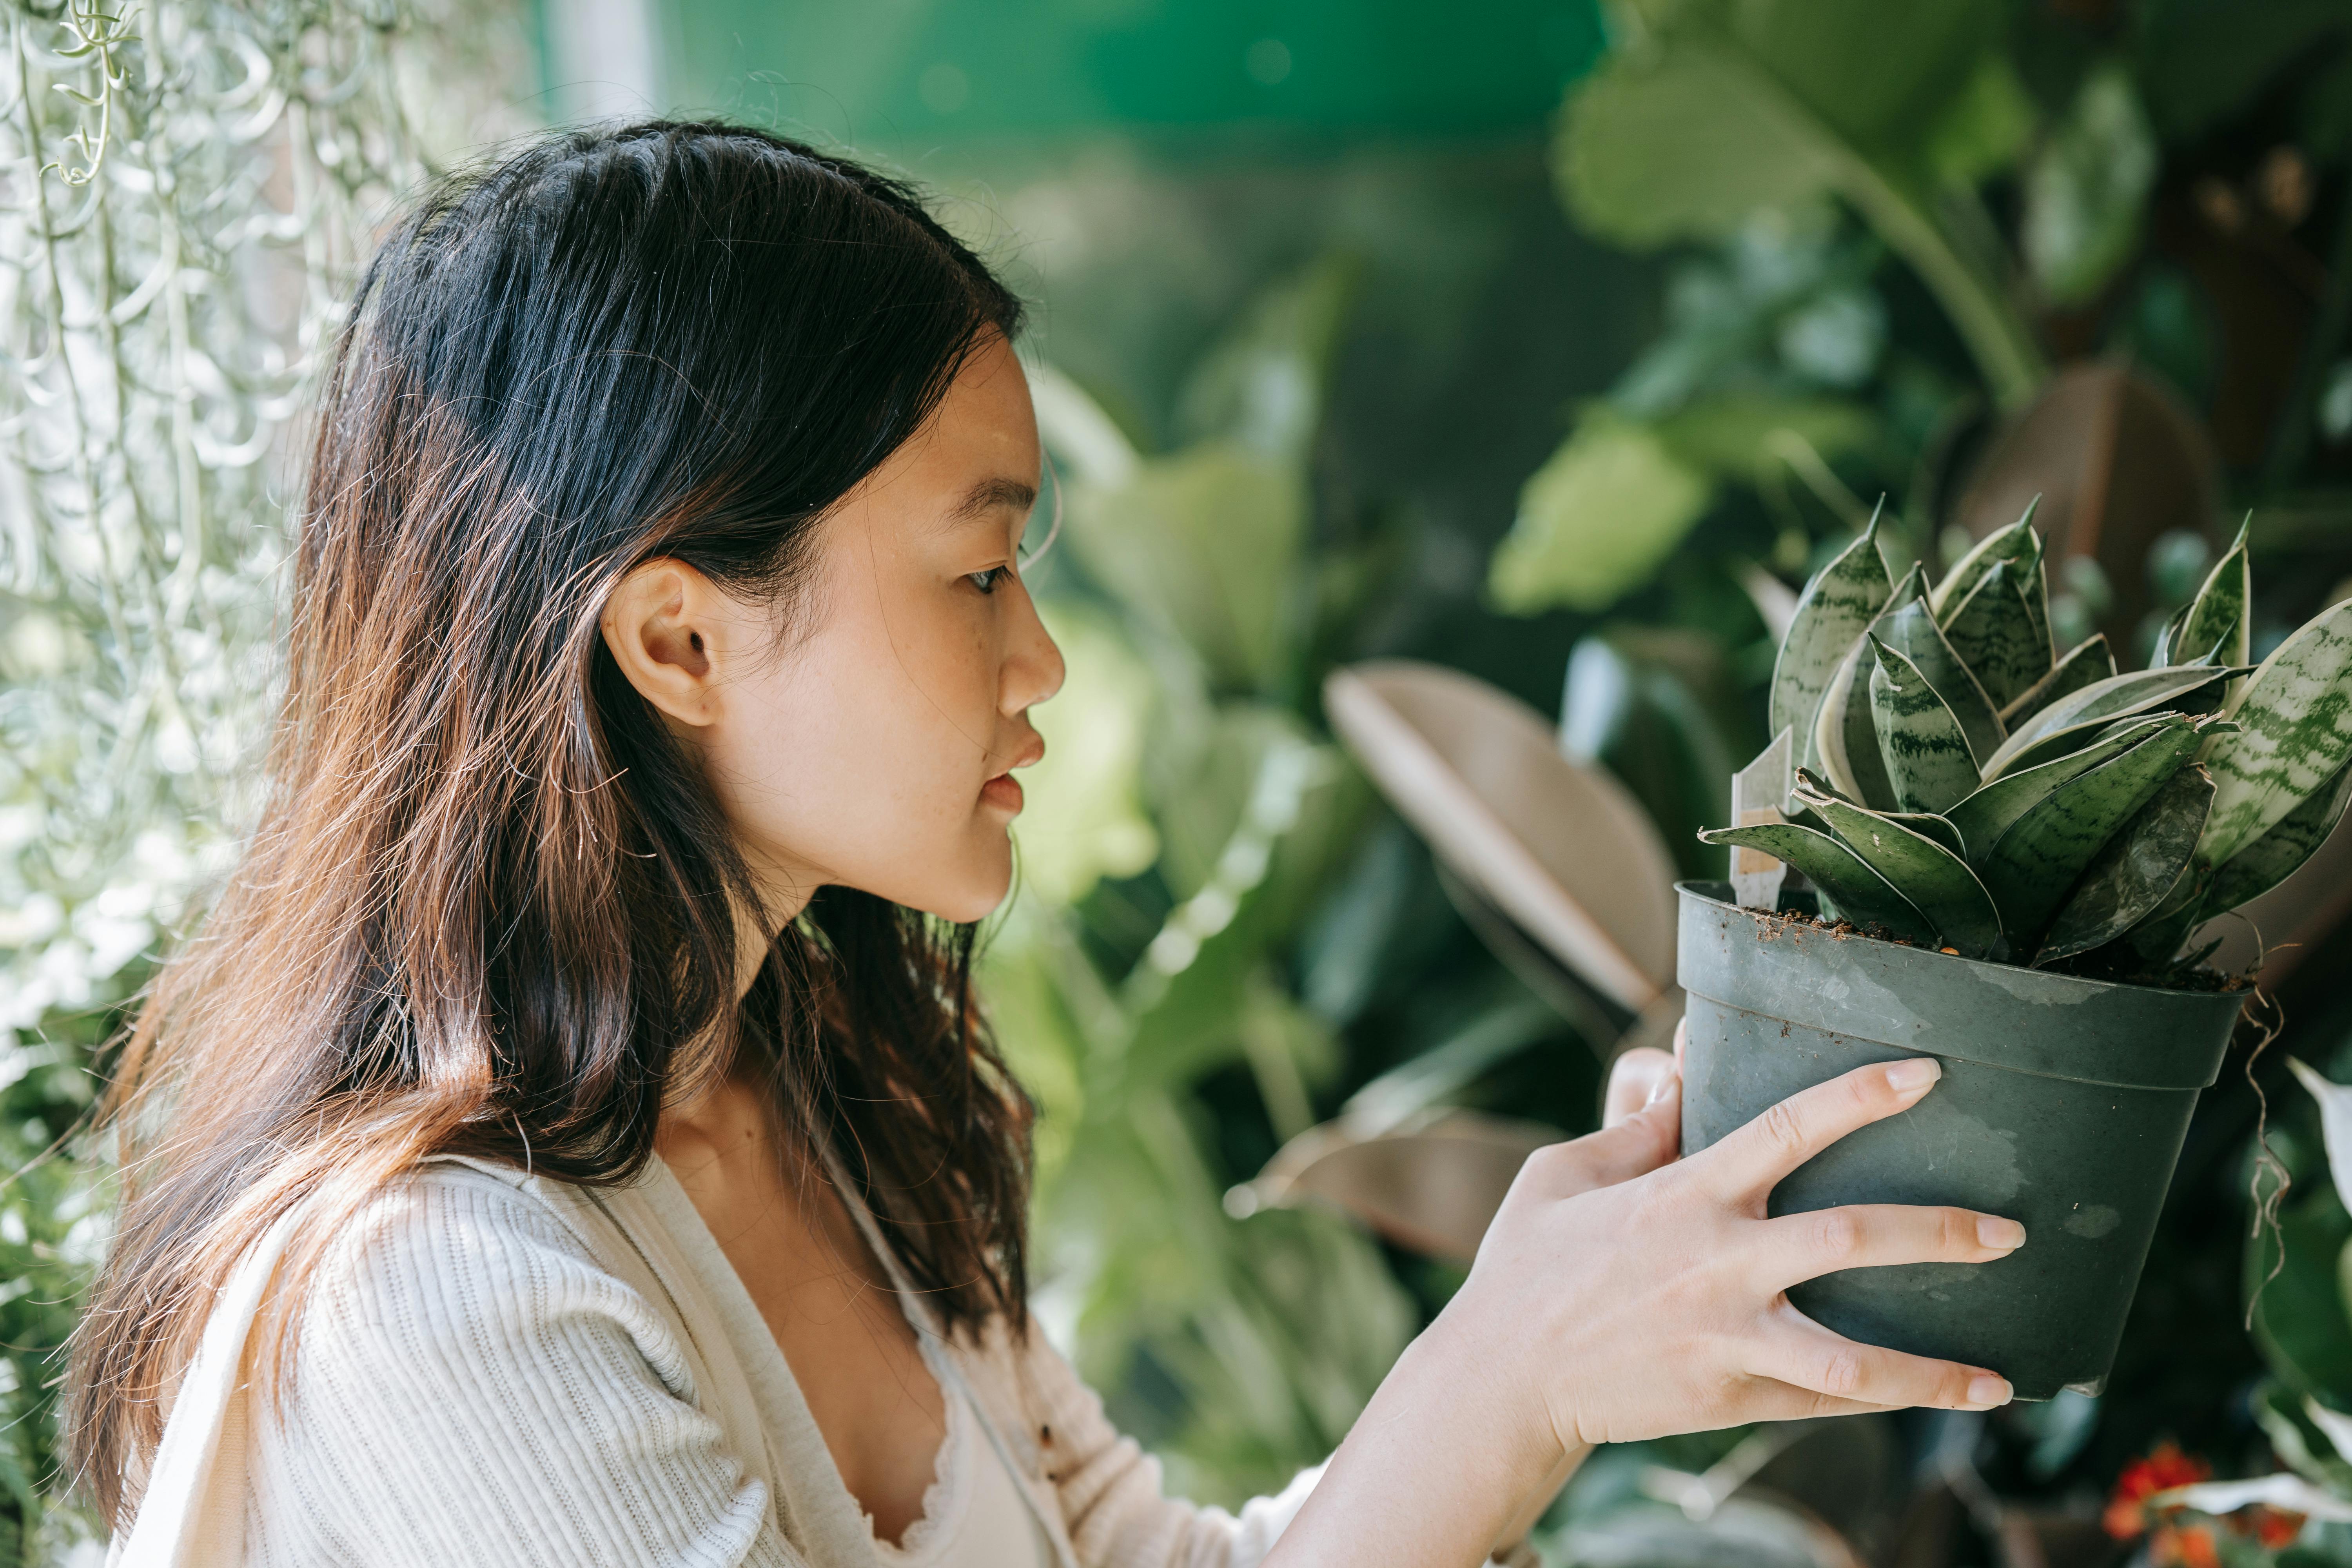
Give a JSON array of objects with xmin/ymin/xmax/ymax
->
[
  {"xmin": 248, "ymin": 1173, "xmax": 785, "ymax": 1564},
  {"xmin": 292, "ymin": 1153, "xmax": 697, "ymax": 1399}
]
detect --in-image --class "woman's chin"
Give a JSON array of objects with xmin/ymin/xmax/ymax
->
[{"xmin": 897, "ymin": 851, "xmax": 1013, "ymax": 926}]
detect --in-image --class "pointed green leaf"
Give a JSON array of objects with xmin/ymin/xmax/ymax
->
[
  {"xmin": 1800, "ymin": 790, "xmax": 2005, "ymax": 958},
  {"xmin": 1769, "ymin": 506, "xmax": 1893, "ymax": 751},
  {"xmin": 1931, "ymin": 501, "xmax": 2042, "ymax": 621},
  {"xmin": 1874, "ymin": 599, "xmax": 2005, "ymax": 762},
  {"xmin": 1838, "ymin": 644, "xmax": 1900, "ymax": 811},
  {"xmin": 1808, "ymin": 573, "xmax": 1923, "ymax": 812},
  {"xmin": 2108, "ymin": 870, "xmax": 2210, "ymax": 968},
  {"xmin": 1869, "ymin": 636, "xmax": 1982, "ymax": 814},
  {"xmin": 1697, "ymin": 822, "xmax": 1938, "ymax": 944},
  {"xmin": 1882, "ymin": 811, "xmax": 1967, "ymax": 858},
  {"xmin": 2037, "ymin": 764, "xmax": 2214, "ymax": 965},
  {"xmin": 1942, "ymin": 560, "xmax": 2052, "ymax": 709},
  {"xmin": 1980, "ymin": 721, "xmax": 2207, "ymax": 945},
  {"xmin": 1793, "ymin": 765, "xmax": 1852, "ymax": 803},
  {"xmin": 2205, "ymin": 754, "xmax": 2352, "ymax": 914},
  {"xmin": 1943, "ymin": 716, "xmax": 2182, "ymax": 863},
  {"xmin": 2175, "ymin": 517, "xmax": 2253, "ymax": 677},
  {"xmin": 2198, "ymin": 601, "xmax": 2352, "ymax": 868},
  {"xmin": 1811, "ymin": 639, "xmax": 1870, "ymax": 803},
  {"xmin": 2002, "ymin": 634, "xmax": 2117, "ymax": 728},
  {"xmin": 1982, "ymin": 662, "xmax": 2240, "ymax": 779},
  {"xmin": 2151, "ymin": 603, "xmax": 2192, "ymax": 668},
  {"xmin": 2020, "ymin": 530, "xmax": 2053, "ymax": 658}
]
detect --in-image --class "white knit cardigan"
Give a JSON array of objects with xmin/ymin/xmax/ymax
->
[{"xmin": 109, "ymin": 1152, "xmax": 1327, "ymax": 1568}]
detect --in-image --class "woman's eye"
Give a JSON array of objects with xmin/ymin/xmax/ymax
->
[{"xmin": 966, "ymin": 566, "xmax": 1005, "ymax": 595}]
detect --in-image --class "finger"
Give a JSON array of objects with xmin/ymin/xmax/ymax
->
[
  {"xmin": 1757, "ymin": 1204, "xmax": 2025, "ymax": 1292},
  {"xmin": 1603, "ymin": 1047, "xmax": 1675, "ymax": 1128},
  {"xmin": 1521, "ymin": 1076, "xmax": 1681, "ymax": 1198},
  {"xmin": 1696, "ymin": 1057, "xmax": 1941, "ymax": 1200},
  {"xmin": 1752, "ymin": 1301, "xmax": 2011, "ymax": 1412},
  {"xmin": 1672, "ymin": 1017, "xmax": 1686, "ymax": 1076},
  {"xmin": 1707, "ymin": 1378, "xmax": 1899, "ymax": 1427}
]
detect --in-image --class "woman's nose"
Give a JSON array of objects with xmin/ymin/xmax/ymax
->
[{"xmin": 1002, "ymin": 582, "xmax": 1066, "ymax": 715}]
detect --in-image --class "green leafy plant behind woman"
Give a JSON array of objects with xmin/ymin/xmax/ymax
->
[{"xmin": 1704, "ymin": 508, "xmax": 2352, "ymax": 978}]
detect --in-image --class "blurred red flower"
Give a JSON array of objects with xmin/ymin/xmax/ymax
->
[{"xmin": 2105, "ymin": 1442, "xmax": 2214, "ymax": 1539}]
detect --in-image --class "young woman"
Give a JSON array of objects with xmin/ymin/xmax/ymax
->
[{"xmin": 67, "ymin": 122, "xmax": 2021, "ymax": 1568}]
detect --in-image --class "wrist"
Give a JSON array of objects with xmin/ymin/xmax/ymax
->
[{"xmin": 1415, "ymin": 1294, "xmax": 1573, "ymax": 1486}]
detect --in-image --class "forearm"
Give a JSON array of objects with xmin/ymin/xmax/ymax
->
[
  {"xmin": 1495, "ymin": 1440, "xmax": 1589, "ymax": 1552},
  {"xmin": 1262, "ymin": 1312, "xmax": 1571, "ymax": 1568}
]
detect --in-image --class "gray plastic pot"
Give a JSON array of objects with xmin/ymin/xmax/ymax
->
[{"xmin": 1677, "ymin": 882, "xmax": 2247, "ymax": 1401}]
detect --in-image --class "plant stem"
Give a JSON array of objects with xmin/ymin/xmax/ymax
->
[
  {"xmin": 1835, "ymin": 155, "xmax": 2048, "ymax": 414},
  {"xmin": 1691, "ymin": 23, "xmax": 2050, "ymax": 413}
]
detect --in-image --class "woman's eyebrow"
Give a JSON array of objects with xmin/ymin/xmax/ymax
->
[{"xmin": 944, "ymin": 475, "xmax": 1038, "ymax": 527}]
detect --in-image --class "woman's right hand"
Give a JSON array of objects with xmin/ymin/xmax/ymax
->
[
  {"xmin": 1270, "ymin": 1053, "xmax": 2023, "ymax": 1568},
  {"xmin": 1445, "ymin": 1054, "xmax": 2019, "ymax": 1454}
]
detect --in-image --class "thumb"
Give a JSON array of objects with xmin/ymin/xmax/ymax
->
[
  {"xmin": 1529, "ymin": 1073, "xmax": 1681, "ymax": 1197},
  {"xmin": 1603, "ymin": 1045, "xmax": 1677, "ymax": 1127}
]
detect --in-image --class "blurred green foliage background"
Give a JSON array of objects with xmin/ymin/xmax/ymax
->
[{"xmin": 7, "ymin": 0, "xmax": 2352, "ymax": 1562}]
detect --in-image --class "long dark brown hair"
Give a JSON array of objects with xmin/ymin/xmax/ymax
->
[{"xmin": 66, "ymin": 121, "xmax": 1036, "ymax": 1519}]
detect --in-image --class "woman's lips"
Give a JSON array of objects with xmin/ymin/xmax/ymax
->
[{"xmin": 980, "ymin": 773, "xmax": 1024, "ymax": 813}]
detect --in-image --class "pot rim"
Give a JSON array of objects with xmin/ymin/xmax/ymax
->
[
  {"xmin": 1676, "ymin": 881, "xmax": 2249, "ymax": 1090},
  {"xmin": 1676, "ymin": 880, "xmax": 2253, "ymax": 1004}
]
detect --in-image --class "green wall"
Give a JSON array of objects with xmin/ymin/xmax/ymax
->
[{"xmin": 647, "ymin": 0, "xmax": 1603, "ymax": 154}]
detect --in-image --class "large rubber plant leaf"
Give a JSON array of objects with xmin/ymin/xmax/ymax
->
[
  {"xmin": 1768, "ymin": 505, "xmax": 1891, "ymax": 752},
  {"xmin": 1724, "ymin": 0, "xmax": 2002, "ymax": 158},
  {"xmin": 1489, "ymin": 410, "xmax": 1713, "ymax": 614},
  {"xmin": 1873, "ymin": 599, "xmax": 2005, "ymax": 762},
  {"xmin": 2001, "ymin": 634, "xmax": 2116, "ymax": 728},
  {"xmin": 1800, "ymin": 790, "xmax": 2004, "ymax": 958},
  {"xmin": 1982, "ymin": 662, "xmax": 2240, "ymax": 779},
  {"xmin": 1869, "ymin": 636, "xmax": 1982, "ymax": 814},
  {"xmin": 1942, "ymin": 560, "xmax": 2053, "ymax": 710},
  {"xmin": 2197, "ymin": 600, "xmax": 2352, "ymax": 868},
  {"xmin": 2204, "ymin": 755, "xmax": 2352, "ymax": 915},
  {"xmin": 1697, "ymin": 822, "xmax": 1938, "ymax": 944},
  {"xmin": 1944, "ymin": 717, "xmax": 2182, "ymax": 865},
  {"xmin": 1980, "ymin": 721, "xmax": 2206, "ymax": 946},
  {"xmin": 2037, "ymin": 764, "xmax": 2214, "ymax": 965}
]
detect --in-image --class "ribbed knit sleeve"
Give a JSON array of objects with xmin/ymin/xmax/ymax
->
[
  {"xmin": 244, "ymin": 1168, "xmax": 804, "ymax": 1568},
  {"xmin": 957, "ymin": 1321, "xmax": 1320, "ymax": 1568}
]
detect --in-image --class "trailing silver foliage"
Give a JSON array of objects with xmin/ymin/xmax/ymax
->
[{"xmin": 0, "ymin": 0, "xmax": 528, "ymax": 1048}]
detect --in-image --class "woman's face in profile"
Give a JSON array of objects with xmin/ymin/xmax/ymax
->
[{"xmin": 601, "ymin": 331, "xmax": 1067, "ymax": 926}]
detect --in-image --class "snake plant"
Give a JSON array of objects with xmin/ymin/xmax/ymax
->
[{"xmin": 1704, "ymin": 508, "xmax": 2352, "ymax": 975}]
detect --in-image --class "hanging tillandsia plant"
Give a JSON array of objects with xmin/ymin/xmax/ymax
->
[
  {"xmin": 0, "ymin": 1, "xmax": 526, "ymax": 1550},
  {"xmin": 0, "ymin": 0, "xmax": 527, "ymax": 1042},
  {"xmin": 1703, "ymin": 506, "xmax": 2352, "ymax": 978}
]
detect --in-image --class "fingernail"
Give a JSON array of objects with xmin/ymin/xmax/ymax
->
[
  {"xmin": 1646, "ymin": 1070, "xmax": 1679, "ymax": 1107},
  {"xmin": 1977, "ymin": 1216, "xmax": 2025, "ymax": 1251},
  {"xmin": 1884, "ymin": 1058, "xmax": 1942, "ymax": 1097},
  {"xmin": 1965, "ymin": 1374, "xmax": 2012, "ymax": 1408}
]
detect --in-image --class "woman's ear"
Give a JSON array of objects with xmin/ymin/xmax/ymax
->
[{"xmin": 601, "ymin": 559, "xmax": 727, "ymax": 727}]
